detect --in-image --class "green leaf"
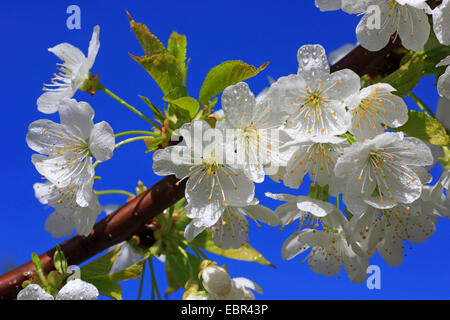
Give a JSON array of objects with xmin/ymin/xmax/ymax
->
[
  {"xmin": 80, "ymin": 246, "xmax": 122, "ymax": 279},
  {"xmin": 131, "ymin": 53, "xmax": 187, "ymax": 98},
  {"xmin": 308, "ymin": 184, "xmax": 329, "ymax": 202},
  {"xmin": 393, "ymin": 110, "xmax": 450, "ymax": 146},
  {"xmin": 80, "ymin": 248, "xmax": 144, "ymax": 300},
  {"xmin": 127, "ymin": 12, "xmax": 167, "ymax": 57},
  {"xmin": 199, "ymin": 60, "xmax": 269, "ymax": 106},
  {"xmin": 85, "ymin": 278, "xmax": 123, "ymax": 300},
  {"xmin": 164, "ymin": 96, "xmax": 200, "ymax": 118},
  {"xmin": 53, "ymin": 244, "xmax": 67, "ymax": 276},
  {"xmin": 381, "ymin": 53, "xmax": 425, "ymax": 97},
  {"xmin": 193, "ymin": 231, "xmax": 275, "ymax": 268},
  {"xmin": 31, "ymin": 253, "xmax": 44, "ymax": 272},
  {"xmin": 168, "ymin": 31, "xmax": 187, "ymax": 66}
]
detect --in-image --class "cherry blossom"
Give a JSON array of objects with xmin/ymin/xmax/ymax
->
[{"xmin": 38, "ymin": 26, "xmax": 100, "ymax": 114}]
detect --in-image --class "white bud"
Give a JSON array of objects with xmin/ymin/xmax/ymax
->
[
  {"xmin": 17, "ymin": 284, "xmax": 54, "ymax": 300},
  {"xmin": 56, "ymin": 279, "xmax": 99, "ymax": 300},
  {"xmin": 202, "ymin": 266, "xmax": 232, "ymax": 296}
]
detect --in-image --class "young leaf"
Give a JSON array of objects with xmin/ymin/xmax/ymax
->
[
  {"xmin": 53, "ymin": 244, "xmax": 68, "ymax": 276},
  {"xmin": 80, "ymin": 246, "xmax": 122, "ymax": 279},
  {"xmin": 31, "ymin": 252, "xmax": 44, "ymax": 272},
  {"xmin": 308, "ymin": 184, "xmax": 330, "ymax": 202},
  {"xmin": 127, "ymin": 12, "xmax": 167, "ymax": 57},
  {"xmin": 130, "ymin": 53, "xmax": 187, "ymax": 98},
  {"xmin": 192, "ymin": 232, "xmax": 275, "ymax": 268},
  {"xmin": 393, "ymin": 110, "xmax": 450, "ymax": 146},
  {"xmin": 199, "ymin": 60, "xmax": 269, "ymax": 106},
  {"xmin": 163, "ymin": 96, "xmax": 200, "ymax": 118},
  {"xmin": 168, "ymin": 31, "xmax": 187, "ymax": 66}
]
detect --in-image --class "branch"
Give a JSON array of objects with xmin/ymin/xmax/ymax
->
[
  {"xmin": 0, "ymin": 176, "xmax": 185, "ymax": 300},
  {"xmin": 0, "ymin": 38, "xmax": 408, "ymax": 300}
]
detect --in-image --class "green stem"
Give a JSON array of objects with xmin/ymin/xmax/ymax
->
[
  {"xmin": 94, "ymin": 189, "xmax": 135, "ymax": 198},
  {"xmin": 148, "ymin": 258, "xmax": 161, "ymax": 300},
  {"xmin": 115, "ymin": 136, "xmax": 153, "ymax": 150},
  {"xmin": 115, "ymin": 130, "xmax": 158, "ymax": 138},
  {"xmin": 102, "ymin": 87, "xmax": 160, "ymax": 128},
  {"xmin": 410, "ymin": 92, "xmax": 436, "ymax": 118},
  {"xmin": 137, "ymin": 259, "xmax": 146, "ymax": 300}
]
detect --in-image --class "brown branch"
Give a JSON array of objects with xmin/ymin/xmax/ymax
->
[
  {"xmin": 0, "ymin": 35, "xmax": 411, "ymax": 300},
  {"xmin": 0, "ymin": 176, "xmax": 186, "ymax": 300}
]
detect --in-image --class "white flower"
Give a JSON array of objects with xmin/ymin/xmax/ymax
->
[
  {"xmin": 437, "ymin": 56, "xmax": 450, "ymax": 100},
  {"xmin": 348, "ymin": 0, "xmax": 431, "ymax": 52},
  {"xmin": 348, "ymin": 83, "xmax": 408, "ymax": 140},
  {"xmin": 335, "ymin": 132, "xmax": 433, "ymax": 215},
  {"xmin": 350, "ymin": 202, "xmax": 437, "ymax": 266},
  {"xmin": 152, "ymin": 120, "xmax": 255, "ymax": 241},
  {"xmin": 34, "ymin": 181, "xmax": 102, "ymax": 237},
  {"xmin": 432, "ymin": 0, "xmax": 450, "ymax": 45},
  {"xmin": 38, "ymin": 26, "xmax": 100, "ymax": 114},
  {"xmin": 281, "ymin": 209, "xmax": 369, "ymax": 283},
  {"xmin": 280, "ymin": 135, "xmax": 347, "ymax": 195},
  {"xmin": 265, "ymin": 45, "xmax": 359, "ymax": 137},
  {"xmin": 217, "ymin": 82, "xmax": 289, "ymax": 183},
  {"xmin": 266, "ymin": 192, "xmax": 336, "ymax": 225},
  {"xmin": 210, "ymin": 201, "xmax": 280, "ymax": 249},
  {"xmin": 202, "ymin": 266, "xmax": 232, "ymax": 296},
  {"xmin": 27, "ymin": 98, "xmax": 115, "ymax": 207},
  {"xmin": 17, "ymin": 279, "xmax": 99, "ymax": 300}
]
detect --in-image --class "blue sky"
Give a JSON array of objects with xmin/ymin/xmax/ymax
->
[{"xmin": 0, "ymin": 0, "xmax": 448, "ymax": 300}]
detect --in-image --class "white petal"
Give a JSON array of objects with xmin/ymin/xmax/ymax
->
[
  {"xmin": 437, "ymin": 64, "xmax": 450, "ymax": 99},
  {"xmin": 184, "ymin": 220, "xmax": 207, "ymax": 242},
  {"xmin": 88, "ymin": 25, "xmax": 101, "ymax": 64},
  {"xmin": 45, "ymin": 211, "xmax": 75, "ymax": 238},
  {"xmin": 296, "ymin": 196, "xmax": 335, "ymax": 217},
  {"xmin": 37, "ymin": 89, "xmax": 75, "ymax": 114},
  {"xmin": 202, "ymin": 266, "xmax": 232, "ymax": 296},
  {"xmin": 221, "ymin": 82, "xmax": 257, "ymax": 127},
  {"xmin": 56, "ymin": 279, "xmax": 99, "ymax": 300},
  {"xmin": 433, "ymin": 0, "xmax": 450, "ymax": 45},
  {"xmin": 89, "ymin": 121, "xmax": 115, "ymax": 162},
  {"xmin": 437, "ymin": 97, "xmax": 450, "ymax": 130},
  {"xmin": 109, "ymin": 244, "xmax": 142, "ymax": 274},
  {"xmin": 232, "ymin": 277, "xmax": 263, "ymax": 294},
  {"xmin": 17, "ymin": 284, "xmax": 54, "ymax": 300},
  {"xmin": 58, "ymin": 99, "xmax": 95, "ymax": 140},
  {"xmin": 152, "ymin": 145, "xmax": 194, "ymax": 178},
  {"xmin": 397, "ymin": 6, "xmax": 430, "ymax": 52},
  {"xmin": 73, "ymin": 195, "xmax": 102, "ymax": 236},
  {"xmin": 297, "ymin": 44, "xmax": 330, "ymax": 81},
  {"xmin": 212, "ymin": 208, "xmax": 248, "ymax": 249},
  {"xmin": 241, "ymin": 205, "xmax": 280, "ymax": 226},
  {"xmin": 356, "ymin": 2, "xmax": 396, "ymax": 52},
  {"xmin": 49, "ymin": 43, "xmax": 86, "ymax": 66}
]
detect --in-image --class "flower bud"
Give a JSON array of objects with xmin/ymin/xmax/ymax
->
[{"xmin": 201, "ymin": 266, "xmax": 232, "ymax": 296}]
